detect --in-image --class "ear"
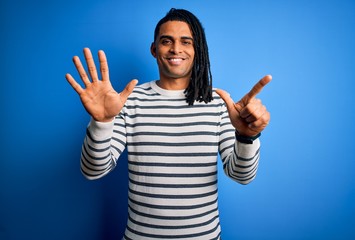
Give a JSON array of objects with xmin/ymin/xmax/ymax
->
[{"xmin": 150, "ymin": 42, "xmax": 157, "ymax": 58}]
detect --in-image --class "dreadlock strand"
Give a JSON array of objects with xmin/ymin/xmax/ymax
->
[{"xmin": 154, "ymin": 8, "xmax": 213, "ymax": 105}]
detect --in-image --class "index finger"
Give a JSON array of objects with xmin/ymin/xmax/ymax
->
[
  {"xmin": 241, "ymin": 75, "xmax": 272, "ymax": 104},
  {"xmin": 98, "ymin": 50, "xmax": 109, "ymax": 81}
]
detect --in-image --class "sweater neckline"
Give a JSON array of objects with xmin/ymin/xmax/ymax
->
[{"xmin": 150, "ymin": 81, "xmax": 186, "ymax": 98}]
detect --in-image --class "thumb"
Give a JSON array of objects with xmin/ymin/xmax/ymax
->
[
  {"xmin": 215, "ymin": 89, "xmax": 235, "ymax": 111},
  {"xmin": 121, "ymin": 79, "xmax": 138, "ymax": 100}
]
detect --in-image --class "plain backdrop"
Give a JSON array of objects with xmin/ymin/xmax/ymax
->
[{"xmin": 1, "ymin": 0, "xmax": 354, "ymax": 239}]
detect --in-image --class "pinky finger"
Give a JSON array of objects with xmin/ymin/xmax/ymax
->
[{"xmin": 65, "ymin": 73, "xmax": 84, "ymax": 94}]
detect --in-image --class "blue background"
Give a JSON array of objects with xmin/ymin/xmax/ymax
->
[{"xmin": 1, "ymin": 0, "xmax": 354, "ymax": 239}]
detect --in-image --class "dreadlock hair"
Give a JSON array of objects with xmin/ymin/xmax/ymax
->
[{"xmin": 154, "ymin": 8, "xmax": 213, "ymax": 105}]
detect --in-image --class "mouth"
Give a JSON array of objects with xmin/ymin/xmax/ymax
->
[{"xmin": 165, "ymin": 57, "xmax": 185, "ymax": 65}]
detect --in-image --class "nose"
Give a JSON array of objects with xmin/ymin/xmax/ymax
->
[{"xmin": 169, "ymin": 42, "xmax": 182, "ymax": 54}]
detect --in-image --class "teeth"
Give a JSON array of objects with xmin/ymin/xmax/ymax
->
[{"xmin": 169, "ymin": 58, "xmax": 182, "ymax": 62}]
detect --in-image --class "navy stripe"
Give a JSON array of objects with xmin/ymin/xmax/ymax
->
[
  {"xmin": 128, "ymin": 95, "xmax": 222, "ymax": 102},
  {"xmin": 219, "ymin": 143, "xmax": 235, "ymax": 156},
  {"xmin": 113, "ymin": 121, "xmax": 125, "ymax": 127},
  {"xmin": 128, "ymin": 151, "xmax": 217, "ymax": 157},
  {"xmin": 80, "ymin": 161, "xmax": 113, "ymax": 177},
  {"xmin": 230, "ymin": 160, "xmax": 259, "ymax": 175},
  {"xmin": 126, "ymin": 221, "xmax": 220, "ymax": 239},
  {"xmin": 127, "ymin": 214, "xmax": 219, "ymax": 230},
  {"xmin": 126, "ymin": 103, "xmax": 223, "ymax": 109},
  {"xmin": 86, "ymin": 129, "xmax": 110, "ymax": 144},
  {"xmin": 129, "ymin": 169, "xmax": 217, "ymax": 178},
  {"xmin": 128, "ymin": 96, "xmax": 185, "ymax": 102},
  {"xmin": 129, "ymin": 188, "xmax": 218, "ymax": 199},
  {"xmin": 235, "ymin": 147, "xmax": 260, "ymax": 161},
  {"xmin": 125, "ymin": 121, "xmax": 219, "ymax": 127},
  {"xmin": 128, "ymin": 196, "xmax": 218, "ymax": 210},
  {"xmin": 127, "ymin": 131, "xmax": 218, "ymax": 137},
  {"xmin": 124, "ymin": 112, "xmax": 220, "ymax": 118},
  {"xmin": 129, "ymin": 178, "xmax": 217, "ymax": 189},
  {"xmin": 82, "ymin": 144, "xmax": 110, "ymax": 161},
  {"xmin": 113, "ymin": 129, "xmax": 125, "ymax": 137},
  {"xmin": 131, "ymin": 90, "xmax": 160, "ymax": 96},
  {"xmin": 81, "ymin": 153, "xmax": 109, "ymax": 167},
  {"xmin": 128, "ymin": 160, "xmax": 216, "ymax": 167},
  {"xmin": 128, "ymin": 205, "xmax": 219, "ymax": 220},
  {"xmin": 220, "ymin": 128, "xmax": 235, "ymax": 135},
  {"xmin": 218, "ymin": 136, "xmax": 235, "ymax": 145},
  {"xmin": 87, "ymin": 143, "xmax": 110, "ymax": 153},
  {"xmin": 127, "ymin": 141, "xmax": 218, "ymax": 147}
]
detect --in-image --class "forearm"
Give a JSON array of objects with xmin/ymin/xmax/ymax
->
[
  {"xmin": 223, "ymin": 139, "xmax": 260, "ymax": 184},
  {"xmin": 81, "ymin": 117, "xmax": 126, "ymax": 180}
]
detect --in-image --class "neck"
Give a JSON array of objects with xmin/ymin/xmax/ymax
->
[{"xmin": 157, "ymin": 78, "xmax": 190, "ymax": 90}]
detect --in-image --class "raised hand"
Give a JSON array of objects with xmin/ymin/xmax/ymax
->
[
  {"xmin": 65, "ymin": 48, "xmax": 138, "ymax": 122},
  {"xmin": 216, "ymin": 75, "xmax": 271, "ymax": 137}
]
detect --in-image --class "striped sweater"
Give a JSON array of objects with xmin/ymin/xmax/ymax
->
[{"xmin": 81, "ymin": 81, "xmax": 260, "ymax": 239}]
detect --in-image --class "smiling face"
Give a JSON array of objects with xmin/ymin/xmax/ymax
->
[{"xmin": 151, "ymin": 21, "xmax": 195, "ymax": 89}]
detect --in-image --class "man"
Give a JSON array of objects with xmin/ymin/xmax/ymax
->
[{"xmin": 66, "ymin": 8, "xmax": 270, "ymax": 240}]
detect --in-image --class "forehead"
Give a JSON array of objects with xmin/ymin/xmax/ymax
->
[{"xmin": 158, "ymin": 21, "xmax": 193, "ymax": 38}]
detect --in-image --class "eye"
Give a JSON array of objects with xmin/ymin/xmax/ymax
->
[
  {"xmin": 161, "ymin": 39, "xmax": 172, "ymax": 45},
  {"xmin": 182, "ymin": 40, "xmax": 193, "ymax": 45}
]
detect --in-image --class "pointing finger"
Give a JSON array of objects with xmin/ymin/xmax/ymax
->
[{"xmin": 241, "ymin": 75, "xmax": 272, "ymax": 104}]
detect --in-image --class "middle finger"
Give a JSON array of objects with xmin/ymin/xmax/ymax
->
[
  {"xmin": 240, "ymin": 98, "xmax": 262, "ymax": 119},
  {"xmin": 245, "ymin": 104, "xmax": 266, "ymax": 123},
  {"xmin": 84, "ymin": 48, "xmax": 99, "ymax": 82}
]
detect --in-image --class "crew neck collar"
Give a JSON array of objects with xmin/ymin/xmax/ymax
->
[{"xmin": 150, "ymin": 81, "xmax": 186, "ymax": 97}]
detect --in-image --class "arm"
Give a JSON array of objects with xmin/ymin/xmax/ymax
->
[
  {"xmin": 217, "ymin": 75, "xmax": 271, "ymax": 184},
  {"xmin": 218, "ymin": 105, "xmax": 260, "ymax": 185},
  {"xmin": 80, "ymin": 114, "xmax": 127, "ymax": 180},
  {"xmin": 65, "ymin": 48, "xmax": 137, "ymax": 179}
]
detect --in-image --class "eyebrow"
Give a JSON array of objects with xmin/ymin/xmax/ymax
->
[{"xmin": 159, "ymin": 35, "xmax": 194, "ymax": 41}]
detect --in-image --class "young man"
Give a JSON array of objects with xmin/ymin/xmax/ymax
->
[{"xmin": 66, "ymin": 8, "xmax": 271, "ymax": 240}]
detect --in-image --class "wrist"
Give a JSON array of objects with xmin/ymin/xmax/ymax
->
[
  {"xmin": 235, "ymin": 130, "xmax": 261, "ymax": 144},
  {"xmin": 93, "ymin": 116, "xmax": 115, "ymax": 123}
]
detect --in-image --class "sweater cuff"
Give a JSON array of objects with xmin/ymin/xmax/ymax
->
[
  {"xmin": 88, "ymin": 118, "xmax": 115, "ymax": 139},
  {"xmin": 235, "ymin": 138, "xmax": 260, "ymax": 158},
  {"xmin": 235, "ymin": 130, "xmax": 261, "ymax": 144}
]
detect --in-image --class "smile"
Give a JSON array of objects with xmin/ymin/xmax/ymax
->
[{"xmin": 166, "ymin": 57, "xmax": 185, "ymax": 64}]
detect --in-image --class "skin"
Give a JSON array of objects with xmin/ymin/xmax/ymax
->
[
  {"xmin": 65, "ymin": 48, "xmax": 138, "ymax": 122},
  {"xmin": 215, "ymin": 75, "xmax": 271, "ymax": 137},
  {"xmin": 150, "ymin": 21, "xmax": 195, "ymax": 90},
  {"xmin": 65, "ymin": 20, "xmax": 271, "ymax": 136}
]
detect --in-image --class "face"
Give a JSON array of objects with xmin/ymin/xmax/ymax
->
[{"xmin": 151, "ymin": 21, "xmax": 195, "ymax": 84}]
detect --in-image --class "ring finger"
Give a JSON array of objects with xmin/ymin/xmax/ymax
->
[{"xmin": 73, "ymin": 56, "xmax": 91, "ymax": 87}]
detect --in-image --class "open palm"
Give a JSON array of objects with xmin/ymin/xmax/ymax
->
[{"xmin": 65, "ymin": 48, "xmax": 137, "ymax": 122}]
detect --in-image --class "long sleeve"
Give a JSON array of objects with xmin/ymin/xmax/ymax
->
[
  {"xmin": 218, "ymin": 104, "xmax": 260, "ymax": 185},
  {"xmin": 77, "ymin": 82, "xmax": 263, "ymax": 239},
  {"xmin": 80, "ymin": 113, "xmax": 127, "ymax": 180}
]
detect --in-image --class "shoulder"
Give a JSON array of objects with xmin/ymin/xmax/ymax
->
[
  {"xmin": 128, "ymin": 81, "xmax": 158, "ymax": 98},
  {"xmin": 134, "ymin": 81, "xmax": 153, "ymax": 92}
]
